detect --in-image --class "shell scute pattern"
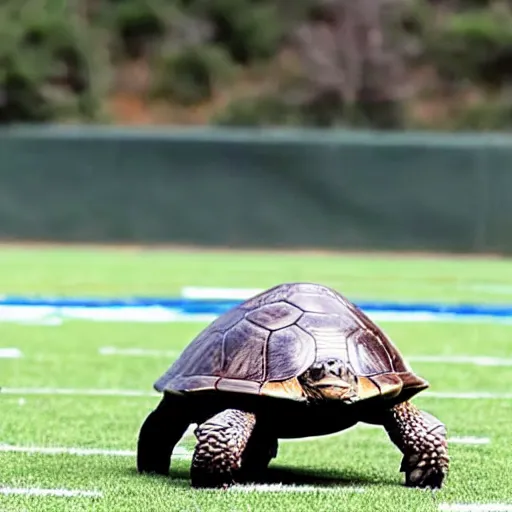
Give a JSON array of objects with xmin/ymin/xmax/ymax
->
[
  {"xmin": 222, "ymin": 319, "xmax": 269, "ymax": 381},
  {"xmin": 297, "ymin": 312, "xmax": 350, "ymax": 364},
  {"xmin": 153, "ymin": 307, "xmax": 245, "ymax": 391},
  {"xmin": 266, "ymin": 325, "xmax": 316, "ymax": 381},
  {"xmin": 336, "ymin": 293, "xmax": 410, "ymax": 374},
  {"xmin": 155, "ymin": 282, "xmax": 412, "ymax": 396},
  {"xmin": 245, "ymin": 301, "xmax": 303, "ymax": 331},
  {"xmin": 287, "ymin": 290, "xmax": 345, "ymax": 315},
  {"xmin": 239, "ymin": 284, "xmax": 293, "ymax": 311},
  {"xmin": 155, "ymin": 330, "xmax": 224, "ymax": 387},
  {"xmin": 347, "ymin": 329, "xmax": 393, "ymax": 376},
  {"xmin": 176, "ymin": 305, "xmax": 247, "ymax": 376}
]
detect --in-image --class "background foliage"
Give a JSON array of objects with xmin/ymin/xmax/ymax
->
[{"xmin": 2, "ymin": 0, "xmax": 512, "ymax": 129}]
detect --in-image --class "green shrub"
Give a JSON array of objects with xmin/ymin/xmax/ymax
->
[
  {"xmin": 212, "ymin": 94, "xmax": 302, "ymax": 126},
  {"xmin": 3, "ymin": 0, "xmax": 512, "ymax": 129},
  {"xmin": 152, "ymin": 44, "xmax": 235, "ymax": 105},
  {"xmin": 212, "ymin": 91, "xmax": 405, "ymax": 129},
  {"xmin": 95, "ymin": 0, "xmax": 171, "ymax": 59},
  {"xmin": 449, "ymin": 93, "xmax": 512, "ymax": 130},
  {"xmin": 0, "ymin": 3, "xmax": 104, "ymax": 123},
  {"xmin": 424, "ymin": 8, "xmax": 512, "ymax": 86},
  {"xmin": 178, "ymin": 0, "xmax": 284, "ymax": 63}
]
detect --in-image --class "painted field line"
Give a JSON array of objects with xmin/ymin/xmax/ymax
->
[
  {"xmin": 99, "ymin": 347, "xmax": 179, "ymax": 357},
  {"xmin": 449, "ymin": 436, "xmax": 490, "ymax": 445},
  {"xmin": 281, "ymin": 429, "xmax": 489, "ymax": 446},
  {"xmin": 182, "ymin": 286, "xmax": 263, "ymax": 300},
  {"xmin": 423, "ymin": 391, "xmax": 512, "ymax": 399},
  {"xmin": 0, "ymin": 348, "xmax": 22, "ymax": 359},
  {"xmin": 468, "ymin": 284, "xmax": 512, "ymax": 295},
  {"xmin": 440, "ymin": 505, "xmax": 512, "ymax": 511},
  {"xmin": 0, "ymin": 444, "xmax": 191, "ymax": 458},
  {"xmin": 409, "ymin": 355, "xmax": 512, "ymax": 367},
  {"xmin": 2, "ymin": 387, "xmax": 511, "ymax": 400},
  {"xmin": 228, "ymin": 484, "xmax": 364, "ymax": 493},
  {"xmin": 0, "ymin": 388, "xmax": 159, "ymax": 397},
  {"xmin": 0, "ymin": 487, "xmax": 102, "ymax": 498}
]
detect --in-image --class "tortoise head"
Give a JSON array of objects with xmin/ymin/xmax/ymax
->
[{"xmin": 298, "ymin": 358, "xmax": 358, "ymax": 401}]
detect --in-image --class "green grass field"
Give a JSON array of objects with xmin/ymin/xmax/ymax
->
[{"xmin": 1, "ymin": 247, "xmax": 512, "ymax": 512}]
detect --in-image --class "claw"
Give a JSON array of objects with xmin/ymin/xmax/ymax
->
[
  {"xmin": 409, "ymin": 468, "xmax": 424, "ymax": 484},
  {"xmin": 404, "ymin": 455, "xmax": 446, "ymax": 489}
]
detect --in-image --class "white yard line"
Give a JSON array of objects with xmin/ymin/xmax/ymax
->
[
  {"xmin": 440, "ymin": 505, "xmax": 512, "ymax": 511},
  {"xmin": 449, "ymin": 436, "xmax": 490, "ymax": 445},
  {"xmin": 0, "ymin": 487, "xmax": 102, "ymax": 498},
  {"xmin": 423, "ymin": 391, "xmax": 512, "ymax": 399},
  {"xmin": 182, "ymin": 286, "xmax": 263, "ymax": 300},
  {"xmin": 0, "ymin": 348, "xmax": 22, "ymax": 359},
  {"xmin": 466, "ymin": 284, "xmax": 512, "ymax": 295},
  {"xmin": 183, "ymin": 425, "xmax": 197, "ymax": 437},
  {"xmin": 409, "ymin": 355, "xmax": 512, "ymax": 367},
  {"xmin": 2, "ymin": 387, "xmax": 511, "ymax": 400},
  {"xmin": 228, "ymin": 484, "xmax": 365, "ymax": 493},
  {"xmin": 0, "ymin": 388, "xmax": 159, "ymax": 398},
  {"xmin": 0, "ymin": 444, "xmax": 191, "ymax": 459},
  {"xmin": 99, "ymin": 347, "xmax": 179, "ymax": 357},
  {"xmin": 281, "ymin": 429, "xmax": 489, "ymax": 446}
]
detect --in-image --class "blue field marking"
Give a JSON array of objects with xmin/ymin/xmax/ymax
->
[{"xmin": 0, "ymin": 296, "xmax": 512, "ymax": 319}]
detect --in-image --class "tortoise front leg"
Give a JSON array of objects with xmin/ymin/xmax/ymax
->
[
  {"xmin": 191, "ymin": 409, "xmax": 256, "ymax": 488},
  {"xmin": 381, "ymin": 401, "xmax": 449, "ymax": 489}
]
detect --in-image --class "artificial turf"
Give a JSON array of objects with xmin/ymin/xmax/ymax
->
[{"xmin": 1, "ymin": 247, "xmax": 511, "ymax": 511}]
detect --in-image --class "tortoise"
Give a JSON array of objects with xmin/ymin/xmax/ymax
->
[{"xmin": 137, "ymin": 282, "xmax": 449, "ymax": 489}]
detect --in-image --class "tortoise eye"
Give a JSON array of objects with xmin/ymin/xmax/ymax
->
[{"xmin": 309, "ymin": 367, "xmax": 324, "ymax": 380}]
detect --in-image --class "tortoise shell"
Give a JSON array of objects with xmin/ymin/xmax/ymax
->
[{"xmin": 155, "ymin": 283, "xmax": 428, "ymax": 405}]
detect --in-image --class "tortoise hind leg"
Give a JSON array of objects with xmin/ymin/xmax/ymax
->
[
  {"xmin": 191, "ymin": 409, "xmax": 256, "ymax": 488},
  {"xmin": 137, "ymin": 393, "xmax": 191, "ymax": 476},
  {"xmin": 378, "ymin": 401, "xmax": 449, "ymax": 489},
  {"xmin": 240, "ymin": 429, "xmax": 278, "ymax": 482}
]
